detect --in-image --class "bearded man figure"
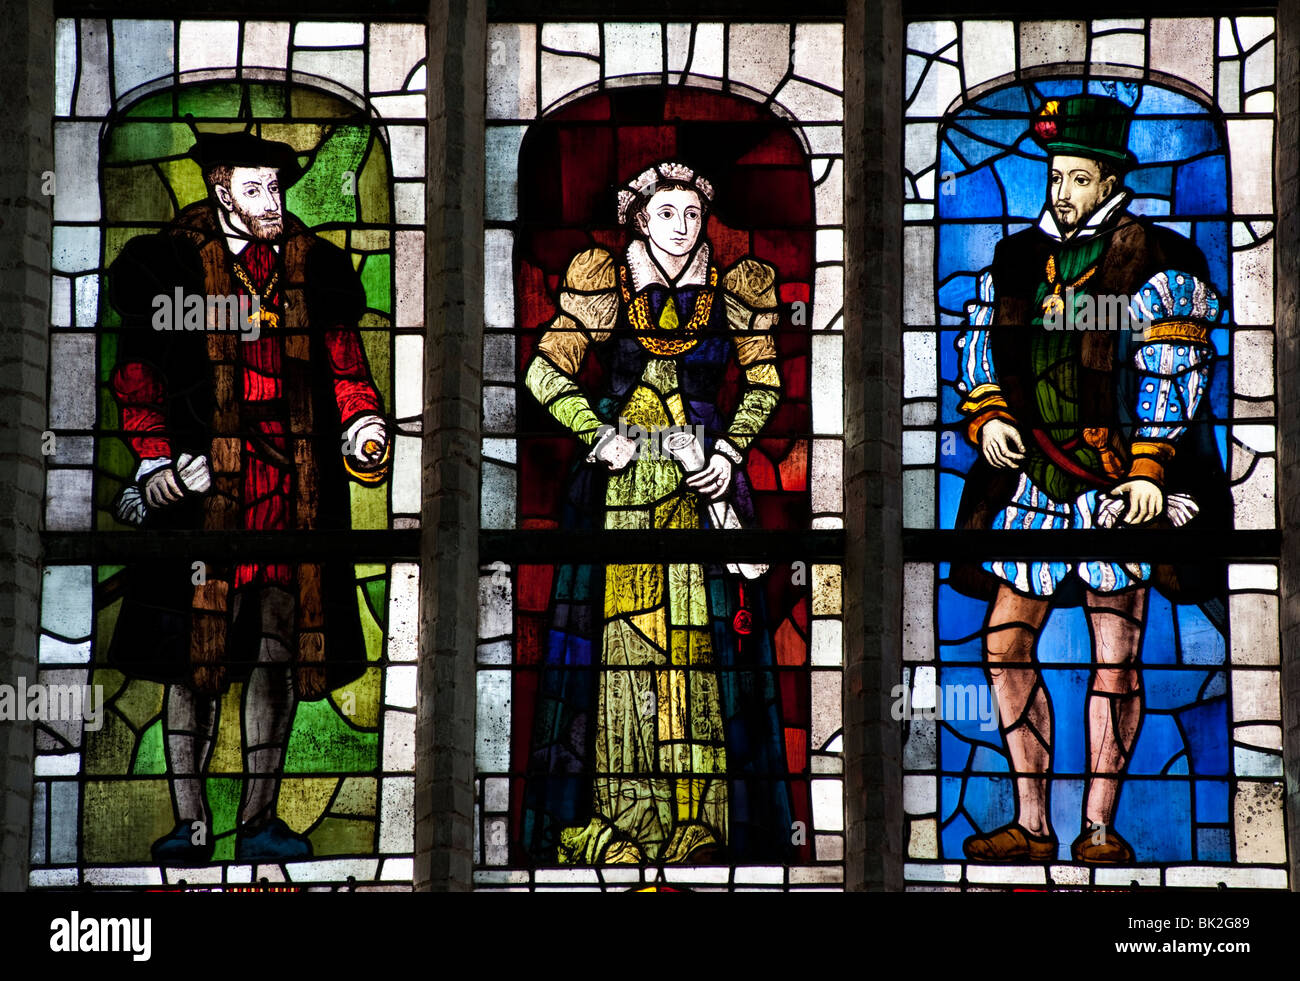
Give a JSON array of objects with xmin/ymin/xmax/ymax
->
[
  {"xmin": 952, "ymin": 96, "xmax": 1230, "ymax": 865},
  {"xmin": 105, "ymin": 131, "xmax": 389, "ymax": 864}
]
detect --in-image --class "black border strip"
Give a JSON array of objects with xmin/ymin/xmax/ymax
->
[
  {"xmin": 42, "ymin": 529, "xmax": 420, "ymax": 562},
  {"xmin": 481, "ymin": 528, "xmax": 844, "ymax": 561},
  {"xmin": 903, "ymin": 528, "xmax": 1280, "ymax": 561}
]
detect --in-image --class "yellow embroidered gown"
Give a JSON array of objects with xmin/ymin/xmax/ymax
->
[{"xmin": 523, "ymin": 240, "xmax": 782, "ymax": 864}]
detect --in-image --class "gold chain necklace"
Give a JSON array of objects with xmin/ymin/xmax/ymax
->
[
  {"xmin": 231, "ymin": 259, "xmax": 282, "ymax": 331},
  {"xmin": 1041, "ymin": 254, "xmax": 1098, "ymax": 319},
  {"xmin": 618, "ymin": 264, "xmax": 717, "ymax": 356}
]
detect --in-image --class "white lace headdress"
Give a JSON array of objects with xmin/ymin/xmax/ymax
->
[{"xmin": 617, "ymin": 161, "xmax": 715, "ymax": 225}]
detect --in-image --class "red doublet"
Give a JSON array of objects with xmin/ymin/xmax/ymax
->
[{"xmin": 110, "ymin": 238, "xmax": 382, "ymax": 588}]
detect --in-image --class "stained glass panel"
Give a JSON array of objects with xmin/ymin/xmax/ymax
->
[
  {"xmin": 478, "ymin": 19, "xmax": 845, "ymax": 891},
  {"xmin": 33, "ymin": 18, "xmax": 426, "ymax": 890},
  {"xmin": 901, "ymin": 16, "xmax": 1283, "ymax": 889}
]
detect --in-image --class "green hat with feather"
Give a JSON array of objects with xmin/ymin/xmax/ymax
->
[{"xmin": 1031, "ymin": 95, "xmax": 1137, "ymax": 171}]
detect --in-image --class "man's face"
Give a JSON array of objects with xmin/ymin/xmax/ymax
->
[
  {"xmin": 1048, "ymin": 155, "xmax": 1116, "ymax": 233},
  {"xmin": 215, "ymin": 166, "xmax": 284, "ymax": 241},
  {"xmin": 636, "ymin": 187, "xmax": 705, "ymax": 257}
]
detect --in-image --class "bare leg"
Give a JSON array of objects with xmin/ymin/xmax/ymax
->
[
  {"xmin": 164, "ymin": 683, "xmax": 219, "ymax": 825},
  {"xmin": 238, "ymin": 586, "xmax": 298, "ymax": 829},
  {"xmin": 1083, "ymin": 587, "xmax": 1146, "ymax": 829},
  {"xmin": 985, "ymin": 584, "xmax": 1053, "ymax": 835}
]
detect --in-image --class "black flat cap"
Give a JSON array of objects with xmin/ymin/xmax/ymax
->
[{"xmin": 188, "ymin": 131, "xmax": 307, "ymax": 187}]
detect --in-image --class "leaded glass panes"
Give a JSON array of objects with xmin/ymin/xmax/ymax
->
[
  {"xmin": 478, "ymin": 20, "xmax": 845, "ymax": 891},
  {"xmin": 34, "ymin": 18, "xmax": 426, "ymax": 890},
  {"xmin": 901, "ymin": 16, "xmax": 1284, "ymax": 889}
]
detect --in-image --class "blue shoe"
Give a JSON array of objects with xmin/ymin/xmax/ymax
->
[
  {"xmin": 151, "ymin": 821, "xmax": 214, "ymax": 866},
  {"xmin": 236, "ymin": 818, "xmax": 313, "ymax": 861}
]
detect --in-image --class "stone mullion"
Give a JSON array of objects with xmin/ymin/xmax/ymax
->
[
  {"xmin": 843, "ymin": 0, "xmax": 904, "ymax": 891},
  {"xmin": 418, "ymin": 0, "xmax": 487, "ymax": 891},
  {"xmin": 0, "ymin": 0, "xmax": 54, "ymax": 892}
]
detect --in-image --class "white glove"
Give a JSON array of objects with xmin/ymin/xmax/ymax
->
[
  {"xmin": 138, "ymin": 452, "xmax": 210, "ymax": 509},
  {"xmin": 346, "ymin": 414, "xmax": 388, "ymax": 466},
  {"xmin": 1095, "ymin": 490, "xmax": 1198, "ymax": 528}
]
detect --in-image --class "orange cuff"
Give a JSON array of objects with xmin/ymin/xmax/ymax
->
[
  {"xmin": 1126, "ymin": 456, "xmax": 1166, "ymax": 486},
  {"xmin": 1130, "ymin": 440, "xmax": 1175, "ymax": 462},
  {"xmin": 1128, "ymin": 439, "xmax": 1174, "ymax": 486}
]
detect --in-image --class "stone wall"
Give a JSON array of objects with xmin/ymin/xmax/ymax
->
[{"xmin": 0, "ymin": 0, "xmax": 54, "ymax": 893}]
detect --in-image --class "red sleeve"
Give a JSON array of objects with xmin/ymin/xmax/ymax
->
[
  {"xmin": 325, "ymin": 327, "xmax": 383, "ymax": 425},
  {"xmin": 110, "ymin": 361, "xmax": 172, "ymax": 460}
]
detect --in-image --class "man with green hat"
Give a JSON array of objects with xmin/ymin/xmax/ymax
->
[{"xmin": 951, "ymin": 94, "xmax": 1230, "ymax": 865}]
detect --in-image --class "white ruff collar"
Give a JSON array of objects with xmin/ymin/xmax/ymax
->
[
  {"xmin": 1037, "ymin": 189, "xmax": 1129, "ymax": 242},
  {"xmin": 625, "ymin": 239, "xmax": 711, "ymax": 292}
]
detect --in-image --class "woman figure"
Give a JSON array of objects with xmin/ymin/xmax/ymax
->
[{"xmin": 522, "ymin": 161, "xmax": 790, "ymax": 865}]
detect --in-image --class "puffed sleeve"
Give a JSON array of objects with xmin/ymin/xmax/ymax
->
[
  {"xmin": 719, "ymin": 257, "xmax": 781, "ymax": 458},
  {"xmin": 1125, "ymin": 269, "xmax": 1219, "ymax": 487},
  {"xmin": 107, "ymin": 232, "xmax": 207, "ymax": 463},
  {"xmin": 525, "ymin": 248, "xmax": 619, "ymax": 445},
  {"xmin": 306, "ymin": 239, "xmax": 383, "ymax": 427},
  {"xmin": 955, "ymin": 267, "xmax": 1016, "ymax": 447}
]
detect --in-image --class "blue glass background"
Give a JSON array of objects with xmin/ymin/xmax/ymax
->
[{"xmin": 933, "ymin": 564, "xmax": 1233, "ymax": 863}]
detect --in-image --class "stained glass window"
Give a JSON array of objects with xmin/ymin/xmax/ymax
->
[
  {"xmin": 478, "ymin": 19, "xmax": 846, "ymax": 891},
  {"xmin": 901, "ymin": 16, "xmax": 1284, "ymax": 889},
  {"xmin": 33, "ymin": 18, "xmax": 427, "ymax": 889}
]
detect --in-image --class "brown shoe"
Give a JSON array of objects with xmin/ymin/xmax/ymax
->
[
  {"xmin": 963, "ymin": 823, "xmax": 1058, "ymax": 862},
  {"xmin": 1071, "ymin": 825, "xmax": 1135, "ymax": 864}
]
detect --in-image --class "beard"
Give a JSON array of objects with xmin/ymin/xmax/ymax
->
[
  {"xmin": 1053, "ymin": 203, "xmax": 1080, "ymax": 231},
  {"xmin": 230, "ymin": 201, "xmax": 283, "ymax": 241}
]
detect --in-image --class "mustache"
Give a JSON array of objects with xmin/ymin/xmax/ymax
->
[{"xmin": 241, "ymin": 213, "xmax": 284, "ymax": 240}]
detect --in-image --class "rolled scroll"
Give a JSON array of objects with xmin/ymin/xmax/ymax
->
[{"xmin": 662, "ymin": 431, "xmax": 768, "ymax": 580}]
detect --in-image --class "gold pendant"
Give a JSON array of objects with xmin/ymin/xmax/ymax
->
[
  {"xmin": 658, "ymin": 299, "xmax": 679, "ymax": 331},
  {"xmin": 250, "ymin": 309, "xmax": 279, "ymax": 330}
]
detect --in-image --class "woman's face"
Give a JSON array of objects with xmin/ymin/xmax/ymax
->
[{"xmin": 637, "ymin": 187, "xmax": 705, "ymax": 257}]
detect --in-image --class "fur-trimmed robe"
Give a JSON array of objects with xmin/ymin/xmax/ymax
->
[{"xmin": 102, "ymin": 201, "xmax": 383, "ymax": 698}]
